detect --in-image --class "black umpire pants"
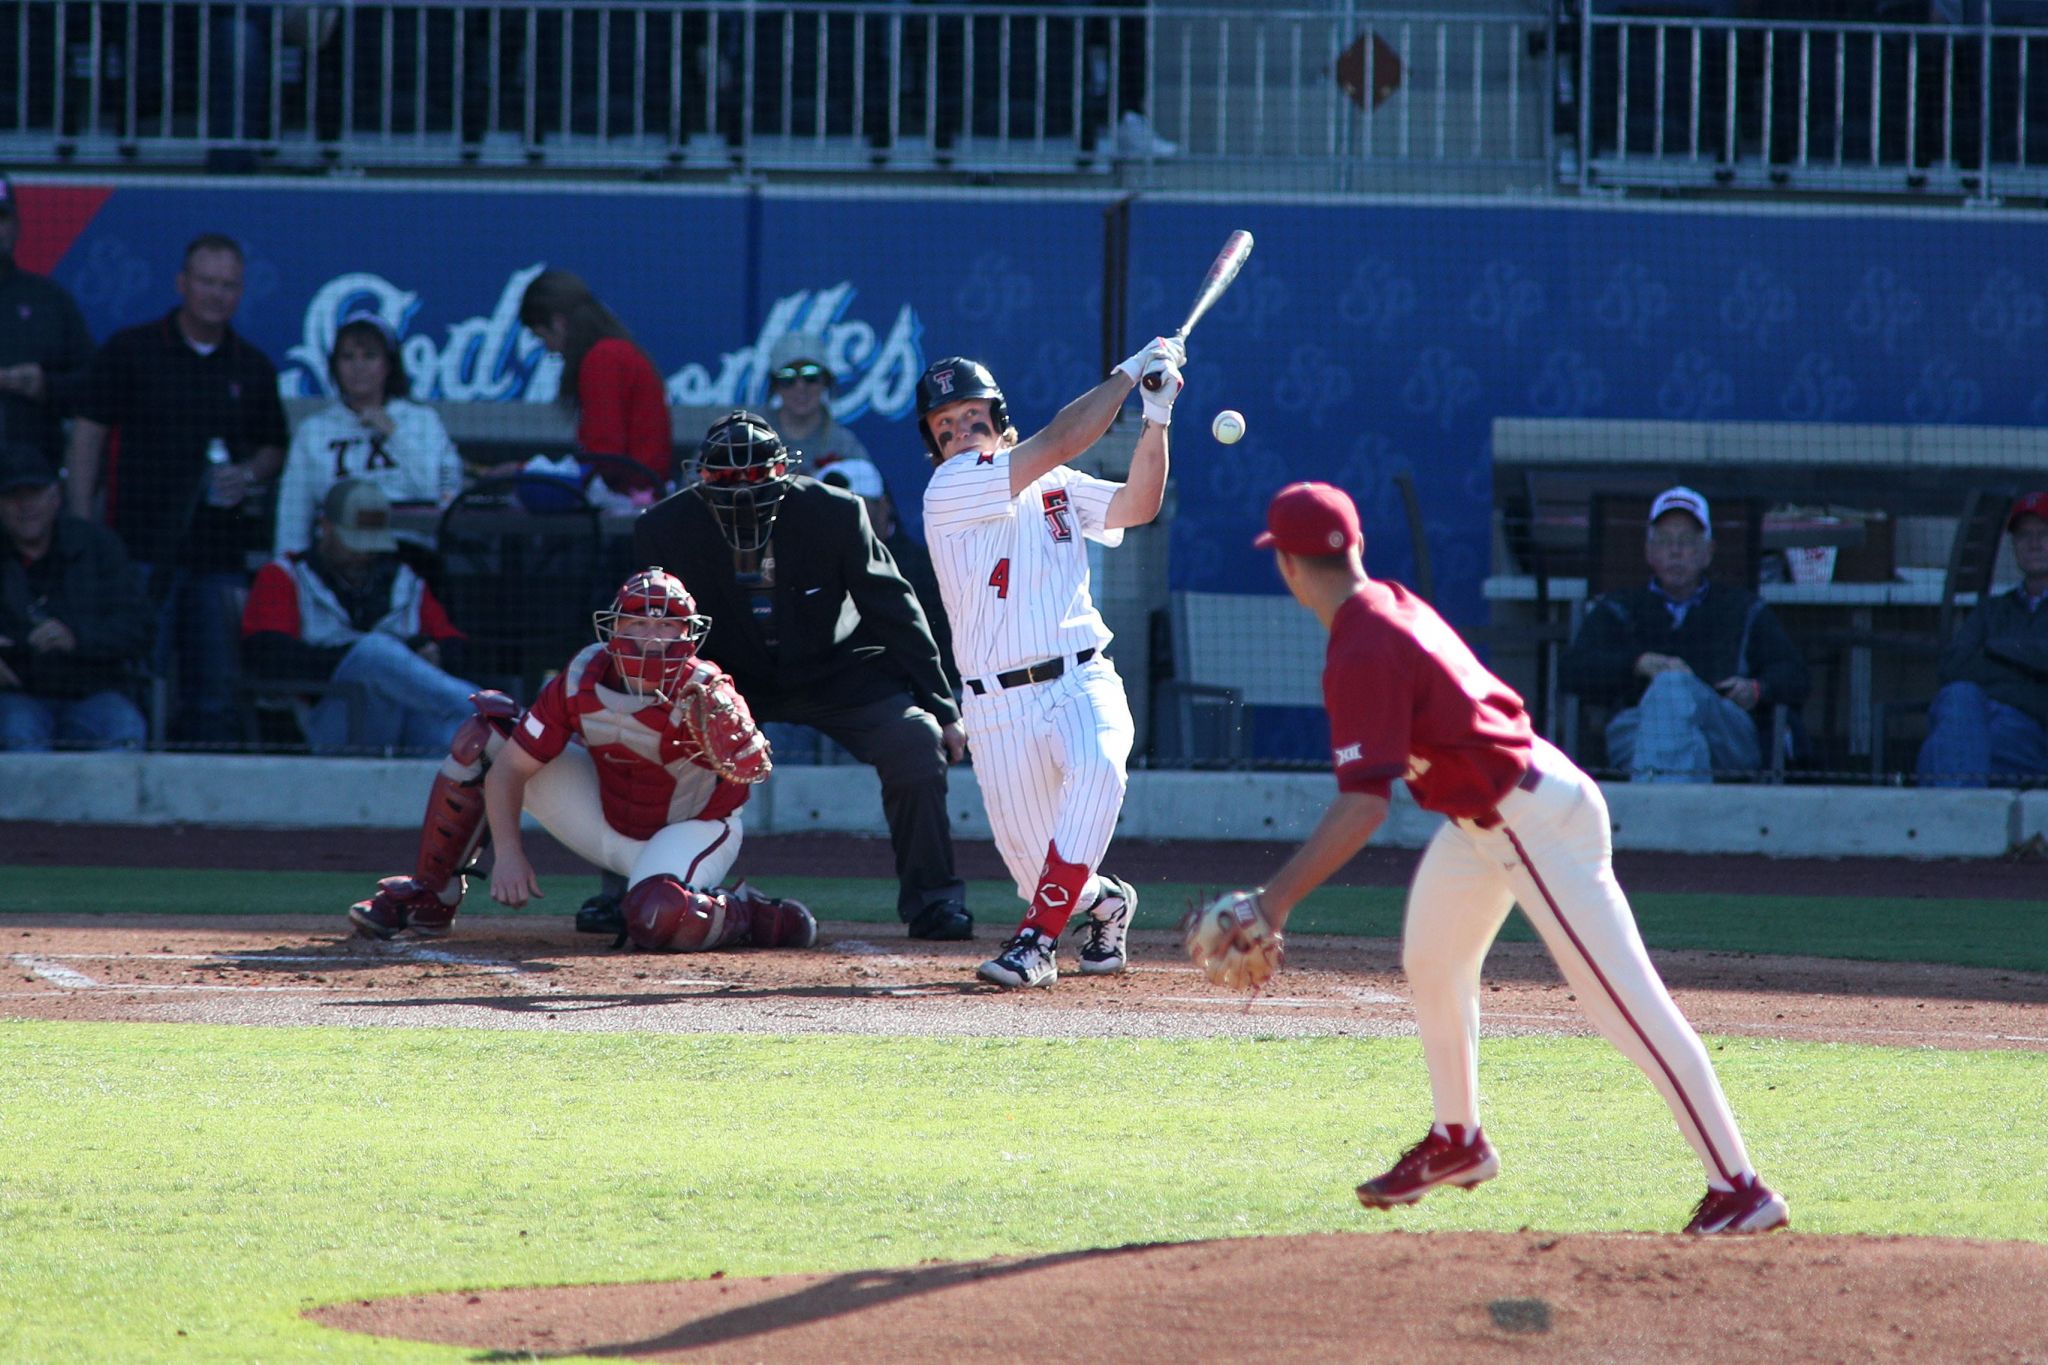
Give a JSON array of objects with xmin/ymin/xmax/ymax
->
[{"xmin": 759, "ymin": 689, "xmax": 966, "ymax": 924}]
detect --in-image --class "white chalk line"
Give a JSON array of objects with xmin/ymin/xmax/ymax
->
[
  {"xmin": 7, "ymin": 945, "xmax": 529, "ymax": 993},
  {"xmin": 10, "ymin": 955, "xmax": 101, "ymax": 988},
  {"xmin": 25, "ymin": 952, "xmax": 340, "ymax": 963},
  {"xmin": 379, "ymin": 944, "xmax": 525, "ymax": 976}
]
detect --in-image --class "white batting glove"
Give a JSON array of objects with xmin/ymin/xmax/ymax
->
[
  {"xmin": 1114, "ymin": 335, "xmax": 1187, "ymax": 385},
  {"xmin": 1141, "ymin": 360, "xmax": 1184, "ymax": 426}
]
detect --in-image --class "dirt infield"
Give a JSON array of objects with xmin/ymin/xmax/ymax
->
[{"xmin": 7, "ymin": 823, "xmax": 2046, "ymax": 1360}]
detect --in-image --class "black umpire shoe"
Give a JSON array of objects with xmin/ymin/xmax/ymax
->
[
  {"xmin": 907, "ymin": 900, "xmax": 974, "ymax": 941},
  {"xmin": 576, "ymin": 891, "xmax": 626, "ymax": 937}
]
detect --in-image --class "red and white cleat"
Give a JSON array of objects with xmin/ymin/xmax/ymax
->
[
  {"xmin": 1683, "ymin": 1174, "xmax": 1789, "ymax": 1235},
  {"xmin": 1356, "ymin": 1126, "xmax": 1501, "ymax": 1208}
]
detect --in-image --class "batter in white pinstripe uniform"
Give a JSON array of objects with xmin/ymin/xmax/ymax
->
[{"xmin": 916, "ymin": 339, "xmax": 1185, "ymax": 987}]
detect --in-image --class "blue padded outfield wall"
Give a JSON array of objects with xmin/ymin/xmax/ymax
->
[{"xmin": 40, "ymin": 181, "xmax": 2048, "ymax": 632}]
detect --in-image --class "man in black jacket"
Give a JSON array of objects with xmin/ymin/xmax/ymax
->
[
  {"xmin": 1560, "ymin": 486, "xmax": 1808, "ymax": 781},
  {"xmin": 1917, "ymin": 490, "xmax": 2048, "ymax": 786},
  {"xmin": 634, "ymin": 411, "xmax": 972, "ymax": 940},
  {"xmin": 0, "ymin": 443, "xmax": 152, "ymax": 749},
  {"xmin": 0, "ymin": 174, "xmax": 96, "ymax": 464}
]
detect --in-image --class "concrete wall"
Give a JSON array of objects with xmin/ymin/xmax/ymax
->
[{"xmin": 2, "ymin": 753, "xmax": 2041, "ymax": 860}]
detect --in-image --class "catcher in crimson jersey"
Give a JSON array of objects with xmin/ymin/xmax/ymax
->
[
  {"xmin": 1183, "ymin": 482, "xmax": 1787, "ymax": 1236},
  {"xmin": 918, "ymin": 337, "xmax": 1184, "ymax": 988},
  {"xmin": 347, "ymin": 568, "xmax": 816, "ymax": 954}
]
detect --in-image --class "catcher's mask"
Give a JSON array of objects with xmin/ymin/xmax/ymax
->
[
  {"xmin": 915, "ymin": 356, "xmax": 1008, "ymax": 463},
  {"xmin": 693, "ymin": 410, "xmax": 793, "ymax": 552},
  {"xmin": 594, "ymin": 567, "xmax": 710, "ymax": 700}
]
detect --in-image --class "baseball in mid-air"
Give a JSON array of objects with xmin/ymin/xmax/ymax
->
[{"xmin": 1211, "ymin": 409, "xmax": 1246, "ymax": 444}]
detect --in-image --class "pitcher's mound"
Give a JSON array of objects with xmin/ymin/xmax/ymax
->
[{"xmin": 312, "ymin": 1229, "xmax": 2048, "ymax": 1361}]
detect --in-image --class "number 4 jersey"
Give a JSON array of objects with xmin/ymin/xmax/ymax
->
[{"xmin": 922, "ymin": 445, "xmax": 1123, "ymax": 682}]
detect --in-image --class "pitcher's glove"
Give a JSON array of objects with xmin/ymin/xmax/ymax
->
[
  {"xmin": 679, "ymin": 674, "xmax": 772, "ymax": 784},
  {"xmin": 1180, "ymin": 890, "xmax": 1284, "ymax": 991}
]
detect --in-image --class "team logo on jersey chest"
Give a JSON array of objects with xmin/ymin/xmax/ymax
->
[{"xmin": 1041, "ymin": 488, "xmax": 1073, "ymax": 543}]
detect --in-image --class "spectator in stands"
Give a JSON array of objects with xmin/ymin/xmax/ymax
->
[
  {"xmin": 820, "ymin": 456, "xmax": 958, "ymax": 694},
  {"xmin": 274, "ymin": 311, "xmax": 461, "ymax": 556},
  {"xmin": 0, "ymin": 442, "xmax": 152, "ymax": 751},
  {"xmin": 516, "ymin": 269, "xmax": 671, "ymax": 492},
  {"xmin": 64, "ymin": 232, "xmax": 289, "ymax": 746},
  {"xmin": 763, "ymin": 332, "xmax": 872, "ymax": 476},
  {"xmin": 241, "ymin": 479, "xmax": 476, "ymax": 755},
  {"xmin": 1559, "ymin": 486, "xmax": 1809, "ymax": 782},
  {"xmin": 1916, "ymin": 490, "xmax": 2048, "ymax": 787},
  {"xmin": 0, "ymin": 173, "xmax": 96, "ymax": 466},
  {"xmin": 635, "ymin": 411, "xmax": 973, "ymax": 942}
]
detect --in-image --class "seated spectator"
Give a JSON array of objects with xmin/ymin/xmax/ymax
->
[
  {"xmin": 820, "ymin": 457, "xmax": 958, "ymax": 694},
  {"xmin": 516, "ymin": 269, "xmax": 670, "ymax": 493},
  {"xmin": 0, "ymin": 443, "xmax": 152, "ymax": 750},
  {"xmin": 763, "ymin": 332, "xmax": 872, "ymax": 475},
  {"xmin": 1917, "ymin": 490, "xmax": 2048, "ymax": 787},
  {"xmin": 274, "ymin": 311, "xmax": 461, "ymax": 556},
  {"xmin": 240, "ymin": 479, "xmax": 477, "ymax": 755},
  {"xmin": 1559, "ymin": 486, "xmax": 1808, "ymax": 782}
]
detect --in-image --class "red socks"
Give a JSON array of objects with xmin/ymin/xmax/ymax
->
[{"xmin": 1019, "ymin": 841, "xmax": 1093, "ymax": 940}]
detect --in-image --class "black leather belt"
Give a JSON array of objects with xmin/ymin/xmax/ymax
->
[
  {"xmin": 1470, "ymin": 764, "xmax": 1543, "ymax": 830},
  {"xmin": 965, "ymin": 648, "xmax": 1097, "ymax": 696}
]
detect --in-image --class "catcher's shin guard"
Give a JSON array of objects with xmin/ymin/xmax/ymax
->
[
  {"xmin": 622, "ymin": 876, "xmax": 753, "ymax": 953},
  {"xmin": 728, "ymin": 881, "xmax": 818, "ymax": 949},
  {"xmin": 349, "ymin": 691, "xmax": 517, "ymax": 940}
]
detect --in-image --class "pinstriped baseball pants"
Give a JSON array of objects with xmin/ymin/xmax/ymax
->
[
  {"xmin": 1404, "ymin": 737, "xmax": 1757, "ymax": 1186},
  {"xmin": 965, "ymin": 656, "xmax": 1136, "ymax": 903}
]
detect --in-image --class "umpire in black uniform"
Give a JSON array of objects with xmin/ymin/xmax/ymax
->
[{"xmin": 633, "ymin": 410, "xmax": 972, "ymax": 940}]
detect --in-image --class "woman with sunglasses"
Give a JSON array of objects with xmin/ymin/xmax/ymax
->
[{"xmin": 763, "ymin": 332, "xmax": 871, "ymax": 478}]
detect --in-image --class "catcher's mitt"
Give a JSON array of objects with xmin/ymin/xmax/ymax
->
[
  {"xmin": 678, "ymin": 674, "xmax": 772, "ymax": 784},
  {"xmin": 1180, "ymin": 890, "xmax": 1285, "ymax": 992}
]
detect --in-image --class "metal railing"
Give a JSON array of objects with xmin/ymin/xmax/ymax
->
[
  {"xmin": 1571, "ymin": 1, "xmax": 2048, "ymax": 198},
  {"xmin": 0, "ymin": 2, "xmax": 1554, "ymax": 185}
]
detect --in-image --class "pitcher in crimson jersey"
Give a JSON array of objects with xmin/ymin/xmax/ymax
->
[
  {"xmin": 1204, "ymin": 482, "xmax": 1787, "ymax": 1237},
  {"xmin": 347, "ymin": 569, "xmax": 815, "ymax": 954}
]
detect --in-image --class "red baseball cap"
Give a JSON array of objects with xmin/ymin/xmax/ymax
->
[
  {"xmin": 2009, "ymin": 490, "xmax": 2048, "ymax": 531},
  {"xmin": 1254, "ymin": 481, "xmax": 1363, "ymax": 556}
]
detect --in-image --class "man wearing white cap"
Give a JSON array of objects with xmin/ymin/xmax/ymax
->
[
  {"xmin": 1560, "ymin": 485, "xmax": 1808, "ymax": 782},
  {"xmin": 240, "ymin": 478, "xmax": 478, "ymax": 754}
]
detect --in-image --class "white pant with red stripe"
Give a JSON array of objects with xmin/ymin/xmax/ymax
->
[
  {"xmin": 1405, "ymin": 737, "xmax": 1756, "ymax": 1186},
  {"xmin": 964, "ymin": 654, "xmax": 1135, "ymax": 902},
  {"xmin": 521, "ymin": 742, "xmax": 742, "ymax": 891}
]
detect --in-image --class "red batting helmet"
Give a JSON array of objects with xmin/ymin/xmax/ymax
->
[
  {"xmin": 594, "ymin": 568, "xmax": 709, "ymax": 700},
  {"xmin": 915, "ymin": 356, "xmax": 1008, "ymax": 462}
]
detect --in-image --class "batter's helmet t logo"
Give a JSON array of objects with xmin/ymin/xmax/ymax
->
[{"xmin": 931, "ymin": 368, "xmax": 956, "ymax": 395}]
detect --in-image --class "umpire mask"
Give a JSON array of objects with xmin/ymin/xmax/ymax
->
[{"xmin": 693, "ymin": 410, "xmax": 794, "ymax": 553}]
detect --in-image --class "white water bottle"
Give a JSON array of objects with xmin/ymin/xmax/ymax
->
[{"xmin": 203, "ymin": 437, "xmax": 234, "ymax": 507}]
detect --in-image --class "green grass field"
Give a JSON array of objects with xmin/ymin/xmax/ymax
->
[{"xmin": 2, "ymin": 871, "xmax": 2045, "ymax": 1361}]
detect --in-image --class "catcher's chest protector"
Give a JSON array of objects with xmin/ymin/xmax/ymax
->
[{"xmin": 559, "ymin": 647, "xmax": 742, "ymax": 840}]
